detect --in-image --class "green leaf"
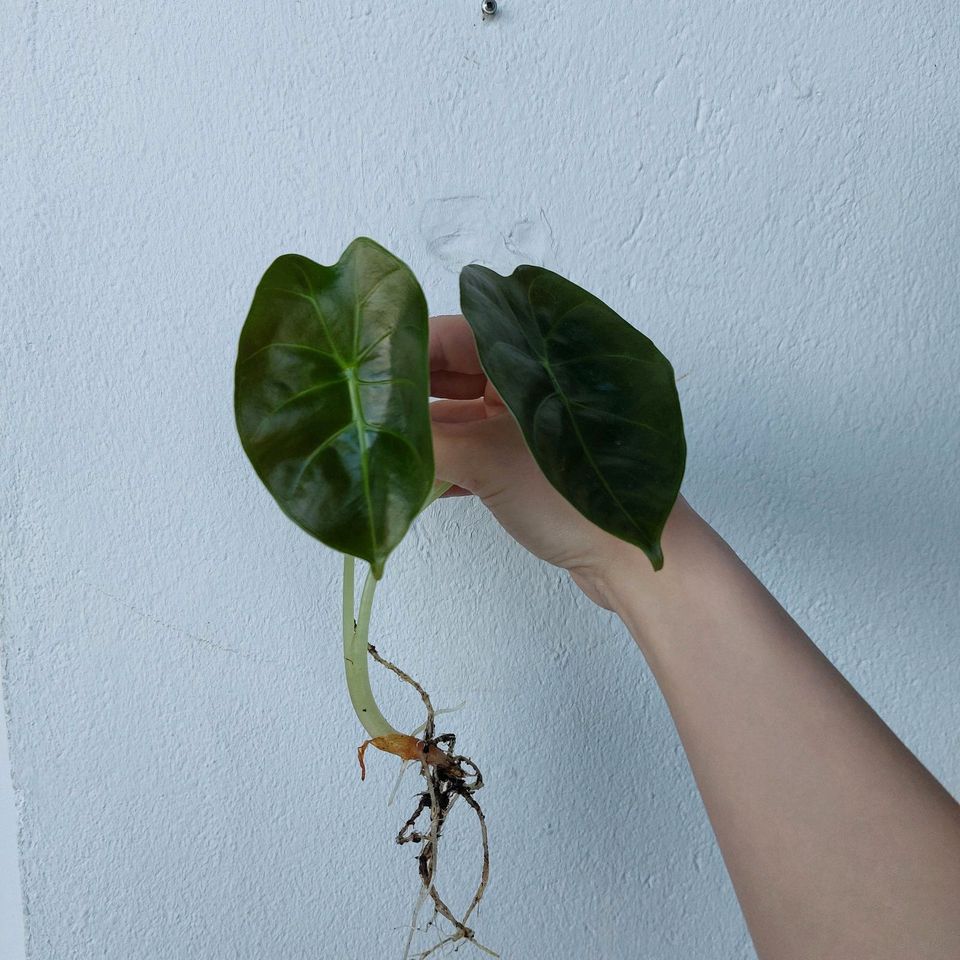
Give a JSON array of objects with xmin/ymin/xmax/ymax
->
[
  {"xmin": 235, "ymin": 238, "xmax": 434, "ymax": 578},
  {"xmin": 459, "ymin": 264, "xmax": 686, "ymax": 570}
]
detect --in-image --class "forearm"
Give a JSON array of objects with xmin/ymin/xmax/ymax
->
[{"xmin": 598, "ymin": 497, "xmax": 960, "ymax": 960}]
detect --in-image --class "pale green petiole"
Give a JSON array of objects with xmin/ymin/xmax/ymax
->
[
  {"xmin": 341, "ymin": 481, "xmax": 452, "ymax": 741},
  {"xmin": 343, "ymin": 554, "xmax": 396, "ymax": 740}
]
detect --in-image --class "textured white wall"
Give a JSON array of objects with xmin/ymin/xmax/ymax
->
[
  {"xmin": 0, "ymin": 708, "xmax": 26, "ymax": 959},
  {"xmin": 2, "ymin": 2, "xmax": 958, "ymax": 958}
]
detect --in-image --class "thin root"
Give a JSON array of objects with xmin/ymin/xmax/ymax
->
[{"xmin": 362, "ymin": 643, "xmax": 496, "ymax": 959}]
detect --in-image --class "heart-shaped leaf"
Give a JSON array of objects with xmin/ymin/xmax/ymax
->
[
  {"xmin": 235, "ymin": 238, "xmax": 434, "ymax": 578},
  {"xmin": 459, "ymin": 264, "xmax": 685, "ymax": 570}
]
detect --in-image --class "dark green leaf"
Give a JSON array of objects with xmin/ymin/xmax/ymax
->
[
  {"xmin": 235, "ymin": 238, "xmax": 434, "ymax": 578},
  {"xmin": 459, "ymin": 264, "xmax": 685, "ymax": 570}
]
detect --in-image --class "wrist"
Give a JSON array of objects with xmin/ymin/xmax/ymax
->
[{"xmin": 588, "ymin": 496, "xmax": 720, "ymax": 646}]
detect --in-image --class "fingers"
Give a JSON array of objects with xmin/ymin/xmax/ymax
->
[
  {"xmin": 431, "ymin": 417, "xmax": 489, "ymax": 495},
  {"xmin": 429, "ymin": 398, "xmax": 489, "ymax": 423},
  {"xmin": 430, "ymin": 409, "xmax": 517, "ymax": 497},
  {"xmin": 430, "ymin": 370, "xmax": 487, "ymax": 399},
  {"xmin": 428, "ymin": 314, "xmax": 510, "ymax": 414},
  {"xmin": 429, "ymin": 315, "xmax": 486, "ymax": 399},
  {"xmin": 429, "ymin": 315, "xmax": 482, "ymax": 375},
  {"xmin": 430, "ymin": 400, "xmax": 488, "ymax": 496}
]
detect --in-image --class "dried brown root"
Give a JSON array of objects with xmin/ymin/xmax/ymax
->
[{"xmin": 361, "ymin": 643, "xmax": 498, "ymax": 959}]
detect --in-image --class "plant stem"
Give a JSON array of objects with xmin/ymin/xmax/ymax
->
[
  {"xmin": 343, "ymin": 555, "xmax": 396, "ymax": 740},
  {"xmin": 341, "ymin": 480, "xmax": 452, "ymax": 741}
]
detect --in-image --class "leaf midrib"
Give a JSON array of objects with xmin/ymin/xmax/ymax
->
[
  {"xmin": 524, "ymin": 276, "xmax": 647, "ymax": 538},
  {"xmin": 539, "ymin": 361, "xmax": 646, "ymax": 537},
  {"xmin": 345, "ymin": 366, "xmax": 379, "ymax": 565}
]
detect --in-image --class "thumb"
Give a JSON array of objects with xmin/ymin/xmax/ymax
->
[{"xmin": 430, "ymin": 406, "xmax": 518, "ymax": 497}]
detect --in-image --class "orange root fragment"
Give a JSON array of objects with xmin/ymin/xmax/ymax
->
[{"xmin": 357, "ymin": 733, "xmax": 466, "ymax": 781}]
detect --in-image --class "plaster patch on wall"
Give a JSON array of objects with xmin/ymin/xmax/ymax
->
[
  {"xmin": 419, "ymin": 196, "xmax": 558, "ymax": 273},
  {"xmin": 419, "ymin": 195, "xmax": 490, "ymax": 273},
  {"xmin": 502, "ymin": 208, "xmax": 557, "ymax": 265}
]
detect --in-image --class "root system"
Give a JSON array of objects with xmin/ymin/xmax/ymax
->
[{"xmin": 364, "ymin": 644, "xmax": 497, "ymax": 959}]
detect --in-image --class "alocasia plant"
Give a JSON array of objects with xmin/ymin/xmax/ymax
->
[{"xmin": 234, "ymin": 236, "xmax": 686, "ymax": 956}]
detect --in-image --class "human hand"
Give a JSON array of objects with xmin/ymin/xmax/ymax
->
[{"xmin": 429, "ymin": 314, "xmax": 668, "ymax": 608}]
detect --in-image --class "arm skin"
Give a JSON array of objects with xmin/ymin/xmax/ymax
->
[
  {"xmin": 428, "ymin": 314, "xmax": 960, "ymax": 960},
  {"xmin": 596, "ymin": 497, "xmax": 960, "ymax": 960}
]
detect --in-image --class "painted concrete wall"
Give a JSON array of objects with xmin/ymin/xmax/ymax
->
[
  {"xmin": 2, "ymin": 2, "xmax": 958, "ymax": 957},
  {"xmin": 0, "ymin": 709, "xmax": 26, "ymax": 959}
]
